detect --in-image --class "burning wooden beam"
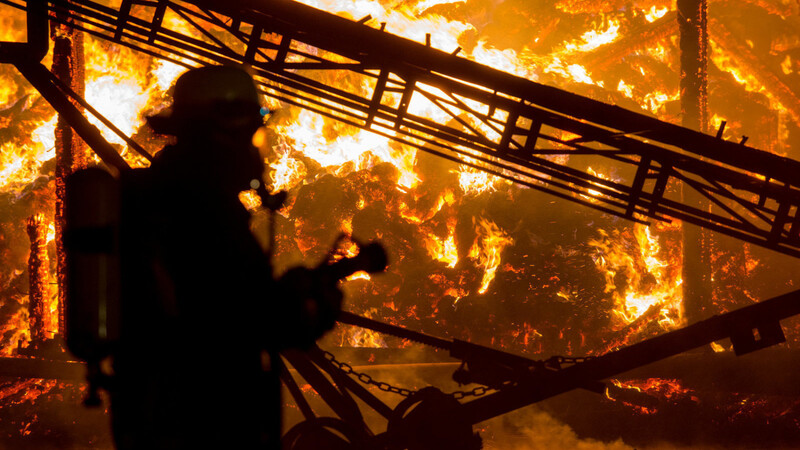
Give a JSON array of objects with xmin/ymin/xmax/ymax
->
[
  {"xmin": 591, "ymin": 303, "xmax": 664, "ymax": 355},
  {"xmin": 579, "ymin": 11, "xmax": 678, "ymax": 72},
  {"xmin": 51, "ymin": 7, "xmax": 89, "ymax": 339},
  {"xmin": 679, "ymin": 0, "xmax": 709, "ymax": 132},
  {"xmin": 25, "ymin": 215, "xmax": 53, "ymax": 347},
  {"xmin": 678, "ymin": 0, "xmax": 713, "ymax": 325},
  {"xmin": 709, "ymin": 17, "xmax": 800, "ymax": 123},
  {"xmin": 721, "ymin": 0, "xmax": 797, "ymax": 18},
  {"xmin": 0, "ymin": 357, "xmax": 84, "ymax": 380}
]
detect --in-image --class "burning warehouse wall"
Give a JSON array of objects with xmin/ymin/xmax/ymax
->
[{"xmin": 0, "ymin": 0, "xmax": 799, "ymax": 447}]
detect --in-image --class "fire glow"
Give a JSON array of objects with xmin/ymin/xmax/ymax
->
[
  {"xmin": 0, "ymin": 0, "xmax": 798, "ymax": 446},
  {"xmin": 0, "ymin": 0, "xmax": 791, "ymax": 357},
  {"xmin": 0, "ymin": 0, "xmax": 793, "ymax": 356}
]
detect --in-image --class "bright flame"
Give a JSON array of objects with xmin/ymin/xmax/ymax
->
[
  {"xmin": 781, "ymin": 55, "xmax": 793, "ymax": 75},
  {"xmin": 709, "ymin": 40, "xmax": 766, "ymax": 95},
  {"xmin": 565, "ymin": 19, "xmax": 621, "ymax": 52},
  {"xmin": 413, "ymin": 0, "xmax": 464, "ymax": 14},
  {"xmin": 472, "ymin": 41, "xmax": 536, "ymax": 80},
  {"xmin": 0, "ymin": 0, "xmax": 791, "ymax": 381},
  {"xmin": 269, "ymin": 150, "xmax": 308, "ymax": 192},
  {"xmin": 469, "ymin": 218, "xmax": 514, "ymax": 294},
  {"xmin": 0, "ymin": 117, "xmax": 56, "ymax": 194},
  {"xmin": 276, "ymin": 110, "xmax": 418, "ymax": 188},
  {"xmin": 710, "ymin": 39, "xmax": 794, "ymax": 121},
  {"xmin": 345, "ymin": 308, "xmax": 387, "ymax": 348},
  {"xmin": 345, "ymin": 271, "xmax": 371, "ymax": 281},
  {"xmin": 152, "ymin": 59, "xmax": 186, "ymax": 93},
  {"xmin": 617, "ymin": 79, "xmax": 634, "ymax": 99},
  {"xmin": 299, "ymin": 0, "xmax": 471, "ymax": 53},
  {"xmin": 644, "ymin": 6, "xmax": 670, "ymax": 22},
  {"xmin": 710, "ymin": 341, "xmax": 726, "ymax": 352},
  {"xmin": 238, "ymin": 189, "xmax": 262, "ymax": 211},
  {"xmin": 85, "ymin": 75, "xmax": 150, "ymax": 145},
  {"xmin": 425, "ymin": 219, "xmax": 459, "ymax": 268},
  {"xmin": 544, "ymin": 59, "xmax": 604, "ymax": 87},
  {"xmin": 642, "ymin": 90, "xmax": 680, "ymax": 116},
  {"xmin": 589, "ymin": 224, "xmax": 684, "ymax": 330},
  {"xmin": 457, "ymin": 165, "xmax": 499, "ymax": 195},
  {"xmin": 585, "ymin": 166, "xmax": 613, "ymax": 200}
]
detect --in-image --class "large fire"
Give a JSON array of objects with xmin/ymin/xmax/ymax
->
[{"xmin": 0, "ymin": 0, "xmax": 799, "ymax": 447}]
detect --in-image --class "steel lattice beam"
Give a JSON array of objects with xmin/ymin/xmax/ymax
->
[{"xmin": 7, "ymin": 0, "xmax": 800, "ymax": 257}]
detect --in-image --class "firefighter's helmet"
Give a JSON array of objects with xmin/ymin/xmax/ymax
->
[{"xmin": 147, "ymin": 65, "xmax": 263, "ymax": 135}]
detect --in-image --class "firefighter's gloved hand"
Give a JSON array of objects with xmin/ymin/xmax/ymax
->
[{"xmin": 278, "ymin": 266, "xmax": 343, "ymax": 346}]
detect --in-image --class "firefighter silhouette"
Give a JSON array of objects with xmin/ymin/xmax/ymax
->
[{"xmin": 105, "ymin": 65, "xmax": 342, "ymax": 449}]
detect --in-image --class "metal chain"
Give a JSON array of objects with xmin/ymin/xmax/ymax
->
[
  {"xmin": 553, "ymin": 356, "xmax": 596, "ymax": 365},
  {"xmin": 322, "ymin": 350, "xmax": 492, "ymax": 399},
  {"xmin": 449, "ymin": 385, "xmax": 490, "ymax": 399}
]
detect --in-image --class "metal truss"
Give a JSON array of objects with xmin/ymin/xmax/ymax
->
[
  {"xmin": 7, "ymin": 0, "xmax": 800, "ymax": 258},
  {"xmin": 279, "ymin": 289, "xmax": 800, "ymax": 446}
]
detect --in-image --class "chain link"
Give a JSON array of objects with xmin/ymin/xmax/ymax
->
[
  {"xmin": 553, "ymin": 355, "xmax": 596, "ymax": 365},
  {"xmin": 322, "ymin": 350, "xmax": 492, "ymax": 399},
  {"xmin": 320, "ymin": 350, "xmax": 595, "ymax": 400}
]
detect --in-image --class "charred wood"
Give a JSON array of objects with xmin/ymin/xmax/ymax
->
[
  {"xmin": 25, "ymin": 215, "xmax": 52, "ymax": 346},
  {"xmin": 579, "ymin": 12, "xmax": 678, "ymax": 72},
  {"xmin": 709, "ymin": 17, "xmax": 800, "ymax": 123},
  {"xmin": 51, "ymin": 7, "xmax": 88, "ymax": 339}
]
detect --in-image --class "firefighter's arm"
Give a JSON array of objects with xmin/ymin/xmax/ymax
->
[{"xmin": 272, "ymin": 242, "xmax": 387, "ymax": 349}]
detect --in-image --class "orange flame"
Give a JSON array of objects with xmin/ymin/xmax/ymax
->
[
  {"xmin": 469, "ymin": 218, "xmax": 514, "ymax": 294},
  {"xmin": 276, "ymin": 110, "xmax": 418, "ymax": 188},
  {"xmin": 425, "ymin": 218, "xmax": 459, "ymax": 268},
  {"xmin": 589, "ymin": 224, "xmax": 684, "ymax": 331}
]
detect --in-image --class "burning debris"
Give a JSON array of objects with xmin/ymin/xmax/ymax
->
[{"xmin": 0, "ymin": 0, "xmax": 799, "ymax": 447}]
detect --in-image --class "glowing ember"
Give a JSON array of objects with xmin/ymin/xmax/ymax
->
[
  {"xmin": 606, "ymin": 377, "xmax": 697, "ymax": 415},
  {"xmin": 710, "ymin": 341, "xmax": 727, "ymax": 352}
]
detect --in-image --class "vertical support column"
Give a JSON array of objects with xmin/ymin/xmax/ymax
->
[
  {"xmin": 678, "ymin": 0, "xmax": 711, "ymax": 324},
  {"xmin": 678, "ymin": 0, "xmax": 708, "ymax": 133},
  {"xmin": 52, "ymin": 8, "xmax": 89, "ymax": 340},
  {"xmin": 26, "ymin": 215, "xmax": 54, "ymax": 347}
]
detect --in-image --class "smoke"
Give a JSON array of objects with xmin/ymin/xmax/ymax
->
[{"xmin": 481, "ymin": 407, "xmax": 633, "ymax": 450}]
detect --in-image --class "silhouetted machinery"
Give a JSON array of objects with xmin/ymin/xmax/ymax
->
[{"xmin": 4, "ymin": 0, "xmax": 800, "ymax": 448}]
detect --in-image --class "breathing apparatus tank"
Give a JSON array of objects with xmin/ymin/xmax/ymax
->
[{"xmin": 64, "ymin": 167, "xmax": 121, "ymax": 364}]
